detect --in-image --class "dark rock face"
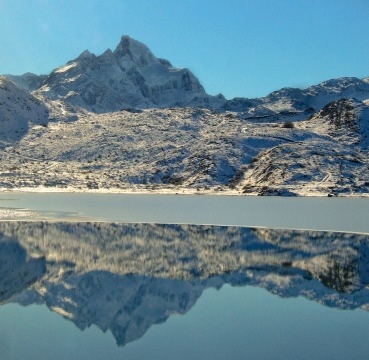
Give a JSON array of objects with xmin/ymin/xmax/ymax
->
[{"xmin": 320, "ymin": 98, "xmax": 359, "ymax": 132}]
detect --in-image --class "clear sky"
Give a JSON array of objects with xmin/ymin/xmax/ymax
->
[{"xmin": 0, "ymin": 0, "xmax": 368, "ymax": 99}]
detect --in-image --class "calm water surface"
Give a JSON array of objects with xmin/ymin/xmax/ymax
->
[
  {"xmin": 0, "ymin": 194, "xmax": 369, "ymax": 359},
  {"xmin": 1, "ymin": 220, "xmax": 369, "ymax": 359}
]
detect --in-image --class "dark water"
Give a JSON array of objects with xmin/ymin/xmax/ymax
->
[{"xmin": 1, "ymin": 222, "xmax": 369, "ymax": 359}]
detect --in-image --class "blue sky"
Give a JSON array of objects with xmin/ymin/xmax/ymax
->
[{"xmin": 0, "ymin": 0, "xmax": 368, "ymax": 99}]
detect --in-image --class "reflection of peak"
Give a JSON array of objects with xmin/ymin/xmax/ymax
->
[{"xmin": 38, "ymin": 271, "xmax": 208, "ymax": 346}]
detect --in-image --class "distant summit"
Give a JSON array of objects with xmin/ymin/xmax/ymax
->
[
  {"xmin": 9, "ymin": 35, "xmax": 224, "ymax": 113},
  {"xmin": 222, "ymin": 77, "xmax": 369, "ymax": 118}
]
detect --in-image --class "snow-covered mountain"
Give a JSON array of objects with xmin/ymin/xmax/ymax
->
[
  {"xmin": 22, "ymin": 35, "xmax": 224, "ymax": 112},
  {"xmin": 2, "ymin": 222, "xmax": 369, "ymax": 346},
  {"xmin": 4, "ymin": 36, "xmax": 369, "ymax": 118},
  {"xmin": 1, "ymin": 35, "xmax": 369, "ymax": 195},
  {"xmin": 223, "ymin": 77, "xmax": 369, "ymax": 118},
  {"xmin": 0, "ymin": 76, "xmax": 49, "ymax": 140}
]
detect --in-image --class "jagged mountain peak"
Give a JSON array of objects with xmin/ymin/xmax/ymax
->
[
  {"xmin": 113, "ymin": 35, "xmax": 158, "ymax": 66},
  {"xmin": 76, "ymin": 49, "xmax": 94, "ymax": 60},
  {"xmin": 29, "ymin": 35, "xmax": 222, "ymax": 113},
  {"xmin": 3, "ymin": 36, "xmax": 368, "ymax": 120}
]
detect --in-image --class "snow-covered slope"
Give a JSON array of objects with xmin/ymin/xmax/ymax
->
[
  {"xmin": 32, "ymin": 35, "xmax": 224, "ymax": 112},
  {"xmin": 0, "ymin": 108, "xmax": 251, "ymax": 190},
  {"xmin": 0, "ymin": 102, "xmax": 367, "ymax": 195},
  {"xmin": 237, "ymin": 98, "xmax": 369, "ymax": 195},
  {"xmin": 0, "ymin": 76, "xmax": 49, "ymax": 140}
]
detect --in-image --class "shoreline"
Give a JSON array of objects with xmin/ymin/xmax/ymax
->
[{"xmin": 0, "ymin": 185, "xmax": 368, "ymax": 198}]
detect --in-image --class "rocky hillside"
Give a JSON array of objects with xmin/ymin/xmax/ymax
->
[
  {"xmin": 0, "ymin": 99, "xmax": 367, "ymax": 195},
  {"xmin": 237, "ymin": 98, "xmax": 369, "ymax": 195},
  {"xmin": 0, "ymin": 107, "xmax": 312, "ymax": 191}
]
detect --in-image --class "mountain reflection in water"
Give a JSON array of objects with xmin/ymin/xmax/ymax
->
[{"xmin": 1, "ymin": 222, "xmax": 369, "ymax": 347}]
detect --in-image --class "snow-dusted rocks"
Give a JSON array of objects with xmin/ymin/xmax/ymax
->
[
  {"xmin": 32, "ymin": 35, "xmax": 224, "ymax": 112},
  {"xmin": 0, "ymin": 76, "xmax": 49, "ymax": 140},
  {"xmin": 223, "ymin": 77, "xmax": 369, "ymax": 118},
  {"xmin": 0, "ymin": 101, "xmax": 368, "ymax": 195},
  {"xmin": 237, "ymin": 98, "xmax": 369, "ymax": 195},
  {"xmin": 0, "ymin": 108, "xmax": 247, "ymax": 190}
]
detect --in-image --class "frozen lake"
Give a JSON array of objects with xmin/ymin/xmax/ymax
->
[{"xmin": 0, "ymin": 192, "xmax": 368, "ymax": 233}]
